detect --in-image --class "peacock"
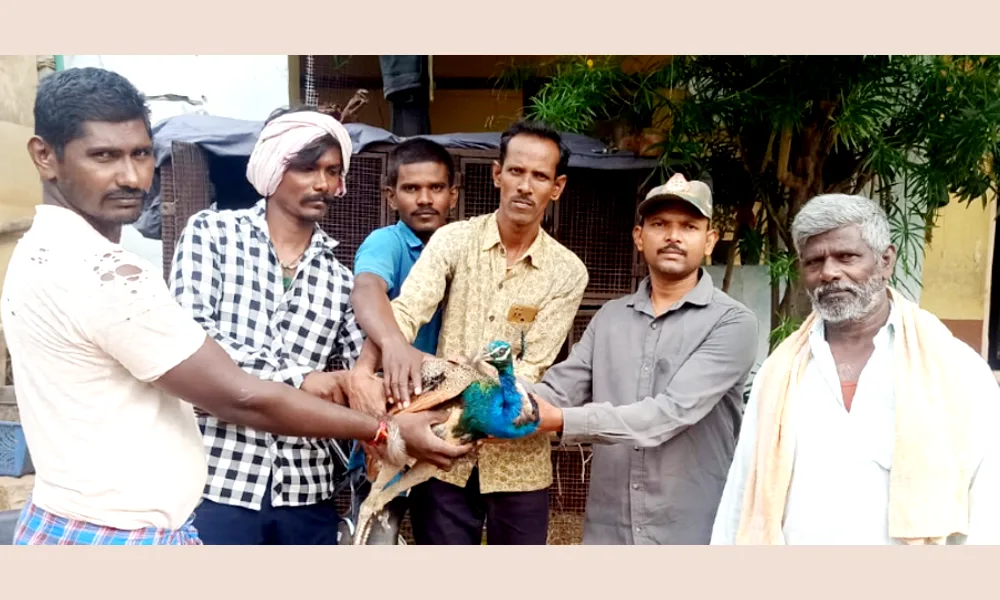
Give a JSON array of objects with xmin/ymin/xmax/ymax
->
[{"xmin": 352, "ymin": 339, "xmax": 540, "ymax": 544}]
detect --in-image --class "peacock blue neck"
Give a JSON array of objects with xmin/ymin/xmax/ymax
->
[
  {"xmin": 457, "ymin": 358, "xmax": 537, "ymax": 440},
  {"xmin": 494, "ymin": 362, "xmax": 519, "ymax": 419}
]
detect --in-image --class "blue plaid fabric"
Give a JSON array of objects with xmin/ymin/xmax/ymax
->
[{"xmin": 12, "ymin": 501, "xmax": 201, "ymax": 545}]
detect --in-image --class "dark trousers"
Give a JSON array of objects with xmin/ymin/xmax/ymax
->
[
  {"xmin": 408, "ymin": 468, "xmax": 549, "ymax": 545},
  {"xmin": 389, "ymin": 90, "xmax": 431, "ymax": 137},
  {"xmin": 193, "ymin": 477, "xmax": 340, "ymax": 545}
]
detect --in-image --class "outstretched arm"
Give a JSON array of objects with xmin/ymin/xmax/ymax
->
[{"xmin": 536, "ymin": 309, "xmax": 758, "ymax": 448}]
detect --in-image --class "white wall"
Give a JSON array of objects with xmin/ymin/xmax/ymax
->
[
  {"xmin": 62, "ymin": 55, "xmax": 291, "ymax": 267},
  {"xmin": 705, "ymin": 265, "xmax": 772, "ymax": 373},
  {"xmin": 63, "ymin": 55, "xmax": 290, "ymax": 126}
]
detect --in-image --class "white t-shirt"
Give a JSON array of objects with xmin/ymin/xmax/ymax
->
[{"xmin": 1, "ymin": 204, "xmax": 209, "ymax": 531}]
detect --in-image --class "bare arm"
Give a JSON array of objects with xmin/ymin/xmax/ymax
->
[
  {"xmin": 157, "ymin": 337, "xmax": 378, "ymax": 438},
  {"xmin": 383, "ymin": 224, "xmax": 461, "ymax": 404},
  {"xmin": 352, "ymin": 273, "xmax": 413, "ymax": 361},
  {"xmin": 350, "ymin": 273, "xmax": 430, "ymax": 409},
  {"xmin": 158, "ymin": 337, "xmax": 469, "ymax": 468},
  {"xmin": 83, "ymin": 250, "xmax": 470, "ymax": 470}
]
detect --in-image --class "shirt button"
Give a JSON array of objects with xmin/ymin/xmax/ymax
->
[
  {"xmin": 651, "ymin": 322, "xmax": 657, "ymax": 330},
  {"xmin": 632, "ymin": 483, "xmax": 640, "ymax": 490},
  {"xmin": 634, "ymin": 446, "xmax": 640, "ymax": 451},
  {"xmin": 498, "ymin": 282, "xmax": 504, "ymax": 290},
  {"xmin": 489, "ymin": 315, "xmax": 495, "ymax": 322},
  {"xmin": 635, "ymin": 526, "xmax": 642, "ymax": 533}
]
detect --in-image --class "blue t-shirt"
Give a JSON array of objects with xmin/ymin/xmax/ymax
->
[
  {"xmin": 348, "ymin": 221, "xmax": 445, "ymax": 481},
  {"xmin": 352, "ymin": 220, "xmax": 443, "ymax": 356}
]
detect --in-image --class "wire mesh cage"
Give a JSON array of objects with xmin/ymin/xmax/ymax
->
[
  {"xmin": 158, "ymin": 137, "xmax": 652, "ymax": 545},
  {"xmin": 159, "ymin": 143, "xmax": 391, "ymax": 278},
  {"xmin": 548, "ymin": 443, "xmax": 594, "ymax": 544},
  {"xmin": 317, "ymin": 153, "xmax": 386, "ymax": 271},
  {"xmin": 457, "ymin": 158, "xmax": 503, "ymax": 221},
  {"xmin": 555, "ymin": 168, "xmax": 650, "ymax": 302},
  {"xmin": 160, "ymin": 141, "xmax": 213, "ymax": 282}
]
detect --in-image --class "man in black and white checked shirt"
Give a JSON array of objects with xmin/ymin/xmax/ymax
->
[{"xmin": 171, "ymin": 106, "xmax": 371, "ymax": 544}]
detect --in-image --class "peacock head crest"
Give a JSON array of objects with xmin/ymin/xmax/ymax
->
[{"xmin": 474, "ymin": 340, "xmax": 513, "ymax": 369}]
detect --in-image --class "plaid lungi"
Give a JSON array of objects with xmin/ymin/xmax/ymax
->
[{"xmin": 12, "ymin": 501, "xmax": 202, "ymax": 545}]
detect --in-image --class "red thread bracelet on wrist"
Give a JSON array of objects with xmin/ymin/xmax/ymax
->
[{"xmin": 371, "ymin": 419, "xmax": 390, "ymax": 445}]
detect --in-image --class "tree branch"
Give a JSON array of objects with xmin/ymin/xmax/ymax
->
[
  {"xmin": 761, "ymin": 129, "xmax": 776, "ymax": 174},
  {"xmin": 851, "ymin": 172, "xmax": 875, "ymax": 195},
  {"xmin": 777, "ymin": 124, "xmax": 806, "ymax": 190}
]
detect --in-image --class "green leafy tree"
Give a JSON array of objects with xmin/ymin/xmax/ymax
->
[{"xmin": 502, "ymin": 55, "xmax": 1000, "ymax": 346}]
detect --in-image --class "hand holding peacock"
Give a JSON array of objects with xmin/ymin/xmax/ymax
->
[{"xmin": 350, "ymin": 339, "xmax": 542, "ymax": 544}]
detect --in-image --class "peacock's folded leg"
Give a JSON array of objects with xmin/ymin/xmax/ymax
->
[
  {"xmin": 511, "ymin": 381, "xmax": 538, "ymax": 427},
  {"xmin": 354, "ymin": 461, "xmax": 441, "ymax": 544},
  {"xmin": 353, "ymin": 463, "xmax": 405, "ymax": 545}
]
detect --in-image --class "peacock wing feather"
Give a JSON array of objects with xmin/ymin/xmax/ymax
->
[
  {"xmin": 389, "ymin": 356, "xmax": 494, "ymax": 416},
  {"xmin": 364, "ymin": 356, "xmax": 493, "ymax": 480}
]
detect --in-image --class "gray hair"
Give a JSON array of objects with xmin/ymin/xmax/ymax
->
[{"xmin": 791, "ymin": 194, "xmax": 892, "ymax": 256}]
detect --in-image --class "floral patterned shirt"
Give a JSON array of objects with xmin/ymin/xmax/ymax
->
[{"xmin": 391, "ymin": 211, "xmax": 588, "ymax": 493}]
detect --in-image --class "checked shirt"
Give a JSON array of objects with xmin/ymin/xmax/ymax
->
[{"xmin": 170, "ymin": 199, "xmax": 364, "ymax": 510}]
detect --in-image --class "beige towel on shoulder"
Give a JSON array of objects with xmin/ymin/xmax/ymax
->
[{"xmin": 735, "ymin": 288, "xmax": 976, "ymax": 545}]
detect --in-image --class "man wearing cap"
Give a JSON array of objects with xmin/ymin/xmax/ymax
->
[
  {"xmin": 526, "ymin": 173, "xmax": 759, "ymax": 544},
  {"xmin": 170, "ymin": 106, "xmax": 366, "ymax": 544}
]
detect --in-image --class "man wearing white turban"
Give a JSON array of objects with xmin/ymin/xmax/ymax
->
[{"xmin": 170, "ymin": 106, "xmax": 377, "ymax": 544}]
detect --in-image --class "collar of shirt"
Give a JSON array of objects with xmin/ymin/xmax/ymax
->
[
  {"xmin": 806, "ymin": 298, "xmax": 899, "ymax": 394},
  {"xmin": 247, "ymin": 198, "xmax": 339, "ymax": 260},
  {"xmin": 34, "ymin": 204, "xmax": 117, "ymax": 246},
  {"xmin": 479, "ymin": 211, "xmax": 548, "ymax": 269},
  {"xmin": 394, "ymin": 219, "xmax": 426, "ymax": 251},
  {"xmin": 627, "ymin": 269, "xmax": 715, "ymax": 318}
]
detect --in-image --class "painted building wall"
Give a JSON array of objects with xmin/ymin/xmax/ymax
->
[
  {"xmin": 919, "ymin": 196, "xmax": 996, "ymax": 354},
  {"xmin": 0, "ymin": 56, "xmax": 42, "ymax": 301}
]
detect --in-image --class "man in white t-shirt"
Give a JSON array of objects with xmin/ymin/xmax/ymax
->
[{"xmin": 0, "ymin": 66, "xmax": 470, "ymax": 545}]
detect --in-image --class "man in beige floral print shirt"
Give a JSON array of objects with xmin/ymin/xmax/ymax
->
[{"xmin": 351, "ymin": 121, "xmax": 588, "ymax": 544}]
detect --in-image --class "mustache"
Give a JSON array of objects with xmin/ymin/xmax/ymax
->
[
  {"xmin": 809, "ymin": 273, "xmax": 887, "ymax": 323},
  {"xmin": 302, "ymin": 193, "xmax": 337, "ymax": 205},
  {"xmin": 657, "ymin": 243, "xmax": 686, "ymax": 256},
  {"xmin": 814, "ymin": 280, "xmax": 861, "ymax": 299},
  {"xmin": 104, "ymin": 188, "xmax": 146, "ymax": 202},
  {"xmin": 412, "ymin": 207, "xmax": 440, "ymax": 217}
]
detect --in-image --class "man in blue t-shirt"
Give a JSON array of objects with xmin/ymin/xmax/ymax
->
[{"xmin": 347, "ymin": 137, "xmax": 458, "ymax": 543}]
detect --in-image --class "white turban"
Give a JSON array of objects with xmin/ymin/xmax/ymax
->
[{"xmin": 246, "ymin": 111, "xmax": 354, "ymax": 198}]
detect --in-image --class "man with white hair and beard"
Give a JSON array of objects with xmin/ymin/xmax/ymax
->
[{"xmin": 711, "ymin": 193, "xmax": 1000, "ymax": 545}]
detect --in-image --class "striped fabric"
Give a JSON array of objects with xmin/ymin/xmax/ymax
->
[{"xmin": 12, "ymin": 502, "xmax": 201, "ymax": 545}]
